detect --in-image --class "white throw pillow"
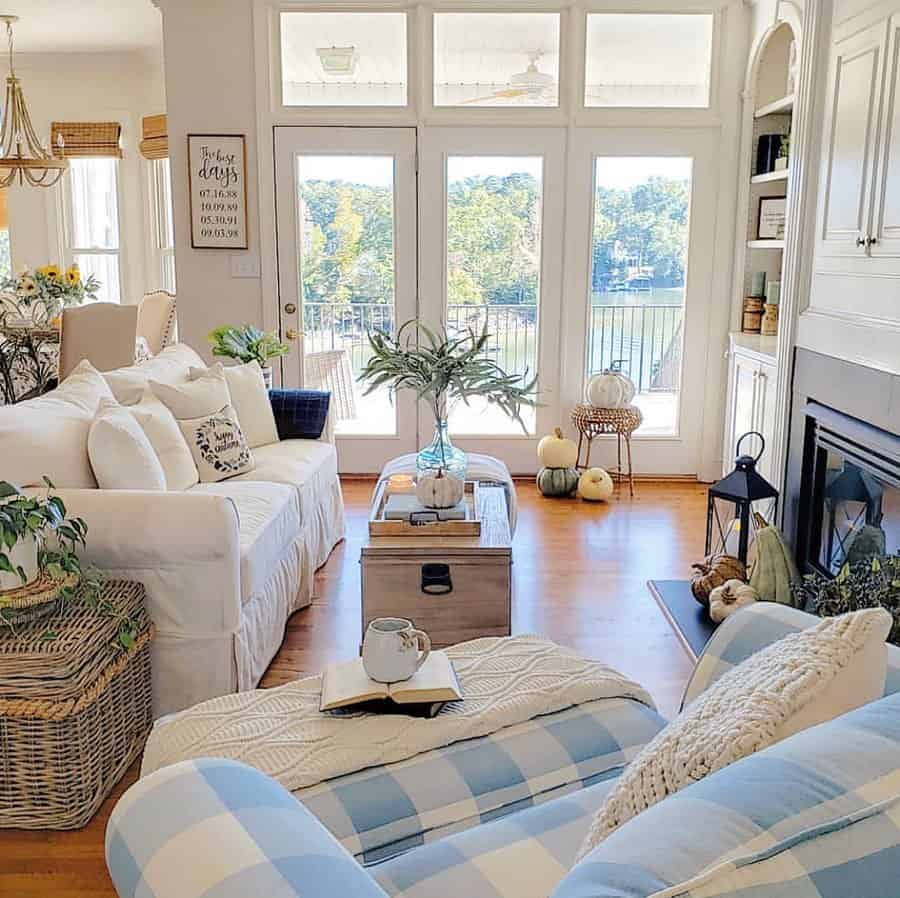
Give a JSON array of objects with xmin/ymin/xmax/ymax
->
[
  {"xmin": 189, "ymin": 362, "xmax": 278, "ymax": 449},
  {"xmin": 578, "ymin": 607, "xmax": 892, "ymax": 858},
  {"xmin": 150, "ymin": 364, "xmax": 232, "ymax": 420},
  {"xmin": 104, "ymin": 343, "xmax": 206, "ymax": 405},
  {"xmin": 0, "ymin": 360, "xmax": 114, "ymax": 488},
  {"xmin": 88, "ymin": 398, "xmax": 167, "ymax": 491},
  {"xmin": 130, "ymin": 391, "xmax": 199, "ymax": 491},
  {"xmin": 177, "ymin": 404, "xmax": 255, "ymax": 482}
]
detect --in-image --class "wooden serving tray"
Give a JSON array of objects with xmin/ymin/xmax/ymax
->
[{"xmin": 369, "ymin": 480, "xmax": 482, "ymax": 537}]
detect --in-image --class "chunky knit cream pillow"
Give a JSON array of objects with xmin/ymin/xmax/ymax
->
[{"xmin": 578, "ymin": 608, "xmax": 891, "ymax": 859}]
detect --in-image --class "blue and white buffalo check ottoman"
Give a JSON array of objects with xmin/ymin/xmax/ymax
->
[{"xmin": 107, "ymin": 604, "xmax": 900, "ymax": 898}]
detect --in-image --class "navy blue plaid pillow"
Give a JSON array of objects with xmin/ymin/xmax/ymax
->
[{"xmin": 268, "ymin": 389, "xmax": 331, "ymax": 440}]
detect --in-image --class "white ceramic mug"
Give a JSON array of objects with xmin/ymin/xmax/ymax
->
[{"xmin": 362, "ymin": 618, "xmax": 431, "ymax": 683}]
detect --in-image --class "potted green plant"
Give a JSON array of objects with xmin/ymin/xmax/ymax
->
[
  {"xmin": 0, "ymin": 479, "xmax": 88, "ymax": 594},
  {"xmin": 775, "ymin": 133, "xmax": 790, "ymax": 171},
  {"xmin": 207, "ymin": 324, "xmax": 290, "ymax": 389},
  {"xmin": 359, "ymin": 320, "xmax": 538, "ymax": 478}
]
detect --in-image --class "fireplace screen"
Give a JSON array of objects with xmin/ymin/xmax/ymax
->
[{"xmin": 811, "ymin": 448, "xmax": 900, "ymax": 575}]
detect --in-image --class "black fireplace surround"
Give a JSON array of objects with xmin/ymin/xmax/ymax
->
[{"xmin": 784, "ymin": 349, "xmax": 900, "ymax": 575}]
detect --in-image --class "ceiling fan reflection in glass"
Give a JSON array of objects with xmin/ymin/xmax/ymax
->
[{"xmin": 433, "ymin": 12, "xmax": 560, "ymax": 108}]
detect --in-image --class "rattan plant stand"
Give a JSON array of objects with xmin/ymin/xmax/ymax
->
[
  {"xmin": 571, "ymin": 404, "xmax": 643, "ymax": 497},
  {"xmin": 0, "ymin": 580, "xmax": 154, "ymax": 829}
]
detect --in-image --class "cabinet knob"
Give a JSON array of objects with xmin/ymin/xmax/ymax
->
[
  {"xmin": 856, "ymin": 236, "xmax": 866, "ymax": 247},
  {"xmin": 866, "ymin": 236, "xmax": 878, "ymax": 247}
]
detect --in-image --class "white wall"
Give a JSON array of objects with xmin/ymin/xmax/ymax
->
[
  {"xmin": 158, "ymin": 0, "xmax": 262, "ymax": 359},
  {"xmin": 7, "ymin": 50, "xmax": 166, "ymax": 305}
]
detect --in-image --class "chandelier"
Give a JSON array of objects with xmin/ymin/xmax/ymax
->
[{"xmin": 0, "ymin": 15, "xmax": 68, "ymax": 188}]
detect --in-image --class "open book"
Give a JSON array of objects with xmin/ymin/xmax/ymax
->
[{"xmin": 320, "ymin": 651, "xmax": 462, "ymax": 715}]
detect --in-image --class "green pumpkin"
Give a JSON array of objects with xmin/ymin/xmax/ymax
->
[{"xmin": 536, "ymin": 466, "xmax": 579, "ymax": 497}]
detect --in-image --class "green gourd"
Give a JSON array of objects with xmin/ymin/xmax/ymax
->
[
  {"xmin": 537, "ymin": 467, "xmax": 579, "ymax": 497},
  {"xmin": 749, "ymin": 525, "xmax": 801, "ymax": 606}
]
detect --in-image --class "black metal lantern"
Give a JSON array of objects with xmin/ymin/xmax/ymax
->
[{"xmin": 705, "ymin": 431, "xmax": 779, "ymax": 565}]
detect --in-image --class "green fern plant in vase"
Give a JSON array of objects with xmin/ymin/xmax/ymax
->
[
  {"xmin": 359, "ymin": 320, "xmax": 538, "ymax": 479},
  {"xmin": 207, "ymin": 324, "xmax": 290, "ymax": 389}
]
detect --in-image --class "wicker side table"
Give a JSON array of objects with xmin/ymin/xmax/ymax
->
[
  {"xmin": 0, "ymin": 580, "xmax": 153, "ymax": 829},
  {"xmin": 570, "ymin": 404, "xmax": 643, "ymax": 497}
]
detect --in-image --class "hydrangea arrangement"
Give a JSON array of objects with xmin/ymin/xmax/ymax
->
[{"xmin": 0, "ymin": 264, "xmax": 100, "ymax": 324}]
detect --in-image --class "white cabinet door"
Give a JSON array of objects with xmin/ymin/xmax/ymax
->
[
  {"xmin": 817, "ymin": 19, "xmax": 887, "ymax": 259},
  {"xmin": 871, "ymin": 14, "xmax": 900, "ymax": 258},
  {"xmin": 755, "ymin": 359, "xmax": 778, "ymax": 485},
  {"xmin": 725, "ymin": 351, "xmax": 758, "ymax": 474}
]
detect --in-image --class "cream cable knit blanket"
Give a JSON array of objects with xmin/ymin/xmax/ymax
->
[{"xmin": 141, "ymin": 634, "xmax": 654, "ymax": 791}]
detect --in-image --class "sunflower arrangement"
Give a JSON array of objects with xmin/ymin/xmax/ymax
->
[{"xmin": 0, "ymin": 264, "xmax": 100, "ymax": 324}]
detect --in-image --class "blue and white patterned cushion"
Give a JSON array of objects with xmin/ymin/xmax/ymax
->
[
  {"xmin": 299, "ymin": 698, "xmax": 665, "ymax": 864},
  {"xmin": 106, "ymin": 758, "xmax": 389, "ymax": 898},
  {"xmin": 681, "ymin": 602, "xmax": 900, "ymax": 709},
  {"xmin": 372, "ymin": 778, "xmax": 614, "ymax": 898},
  {"xmin": 268, "ymin": 388, "xmax": 330, "ymax": 440},
  {"xmin": 554, "ymin": 692, "xmax": 900, "ymax": 898}
]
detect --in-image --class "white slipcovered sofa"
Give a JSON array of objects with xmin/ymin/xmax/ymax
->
[{"xmin": 0, "ymin": 344, "xmax": 345, "ymax": 717}]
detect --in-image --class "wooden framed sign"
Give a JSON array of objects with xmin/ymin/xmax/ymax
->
[{"xmin": 187, "ymin": 134, "xmax": 248, "ymax": 249}]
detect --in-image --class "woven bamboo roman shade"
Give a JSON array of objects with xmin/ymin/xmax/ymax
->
[
  {"xmin": 139, "ymin": 114, "xmax": 168, "ymax": 160},
  {"xmin": 50, "ymin": 122, "xmax": 122, "ymax": 159}
]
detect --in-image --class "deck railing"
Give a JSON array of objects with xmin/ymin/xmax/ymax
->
[{"xmin": 302, "ymin": 302, "xmax": 682, "ymax": 393}]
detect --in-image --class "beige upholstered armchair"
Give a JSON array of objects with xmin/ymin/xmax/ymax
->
[
  {"xmin": 58, "ymin": 303, "xmax": 139, "ymax": 379},
  {"xmin": 137, "ymin": 291, "xmax": 178, "ymax": 355}
]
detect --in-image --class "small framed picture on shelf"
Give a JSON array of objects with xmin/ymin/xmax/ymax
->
[{"xmin": 757, "ymin": 196, "xmax": 787, "ymax": 240}]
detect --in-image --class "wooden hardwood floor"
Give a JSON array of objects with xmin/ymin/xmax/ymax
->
[{"xmin": 0, "ymin": 478, "xmax": 706, "ymax": 897}]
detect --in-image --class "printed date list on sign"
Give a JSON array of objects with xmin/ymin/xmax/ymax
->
[{"xmin": 188, "ymin": 134, "xmax": 249, "ymax": 249}]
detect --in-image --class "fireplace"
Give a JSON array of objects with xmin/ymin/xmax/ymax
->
[{"xmin": 785, "ymin": 350, "xmax": 900, "ymax": 574}]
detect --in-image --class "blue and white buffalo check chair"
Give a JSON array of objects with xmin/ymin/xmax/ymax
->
[{"xmin": 107, "ymin": 604, "xmax": 900, "ymax": 898}]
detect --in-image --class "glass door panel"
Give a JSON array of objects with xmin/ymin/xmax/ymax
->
[
  {"xmin": 419, "ymin": 128, "xmax": 565, "ymax": 473},
  {"xmin": 446, "ymin": 155, "xmax": 543, "ymax": 436},
  {"xmin": 562, "ymin": 132, "xmax": 717, "ymax": 476},
  {"xmin": 296, "ymin": 155, "xmax": 397, "ymax": 437},
  {"xmin": 588, "ymin": 157, "xmax": 692, "ymax": 436},
  {"xmin": 274, "ymin": 128, "xmax": 418, "ymax": 473}
]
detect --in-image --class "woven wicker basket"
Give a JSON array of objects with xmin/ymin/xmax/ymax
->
[{"xmin": 0, "ymin": 580, "xmax": 153, "ymax": 829}]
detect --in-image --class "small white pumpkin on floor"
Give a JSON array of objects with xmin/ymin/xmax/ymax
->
[
  {"xmin": 708, "ymin": 579, "xmax": 759, "ymax": 623},
  {"xmin": 537, "ymin": 427, "xmax": 578, "ymax": 469},
  {"xmin": 578, "ymin": 467, "xmax": 614, "ymax": 502},
  {"xmin": 416, "ymin": 469, "xmax": 465, "ymax": 509}
]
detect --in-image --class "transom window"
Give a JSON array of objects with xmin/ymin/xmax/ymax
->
[
  {"xmin": 584, "ymin": 14, "xmax": 714, "ymax": 108},
  {"xmin": 280, "ymin": 12, "xmax": 407, "ymax": 106},
  {"xmin": 433, "ymin": 13, "xmax": 560, "ymax": 108}
]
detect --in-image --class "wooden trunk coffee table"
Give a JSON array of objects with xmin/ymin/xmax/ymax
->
[{"xmin": 361, "ymin": 482, "xmax": 512, "ymax": 648}]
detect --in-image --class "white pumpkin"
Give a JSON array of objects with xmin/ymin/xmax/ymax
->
[
  {"xmin": 708, "ymin": 579, "xmax": 758, "ymax": 623},
  {"xmin": 416, "ymin": 470, "xmax": 465, "ymax": 509},
  {"xmin": 585, "ymin": 370, "xmax": 636, "ymax": 409},
  {"xmin": 537, "ymin": 427, "xmax": 578, "ymax": 469},
  {"xmin": 578, "ymin": 467, "xmax": 614, "ymax": 502}
]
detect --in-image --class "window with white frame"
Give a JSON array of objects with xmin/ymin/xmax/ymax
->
[
  {"xmin": 63, "ymin": 157, "xmax": 122, "ymax": 303},
  {"xmin": 433, "ymin": 12, "xmax": 561, "ymax": 107},
  {"xmin": 280, "ymin": 11, "xmax": 408, "ymax": 106},
  {"xmin": 584, "ymin": 14, "xmax": 714, "ymax": 108},
  {"xmin": 150, "ymin": 158, "xmax": 176, "ymax": 293}
]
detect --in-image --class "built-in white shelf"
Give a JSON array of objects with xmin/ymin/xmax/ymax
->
[
  {"xmin": 754, "ymin": 94, "xmax": 795, "ymax": 118},
  {"xmin": 747, "ymin": 239, "xmax": 786, "ymax": 249},
  {"xmin": 750, "ymin": 169, "xmax": 790, "ymax": 184}
]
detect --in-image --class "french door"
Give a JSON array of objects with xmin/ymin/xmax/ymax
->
[
  {"xmin": 274, "ymin": 127, "xmax": 418, "ymax": 472},
  {"xmin": 561, "ymin": 130, "xmax": 719, "ymax": 475},
  {"xmin": 275, "ymin": 126, "xmax": 715, "ymax": 476},
  {"xmin": 418, "ymin": 128, "xmax": 566, "ymax": 472}
]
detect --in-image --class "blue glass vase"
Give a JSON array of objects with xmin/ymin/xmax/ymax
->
[{"xmin": 416, "ymin": 420, "xmax": 467, "ymax": 480}]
